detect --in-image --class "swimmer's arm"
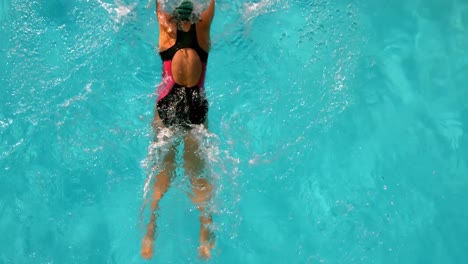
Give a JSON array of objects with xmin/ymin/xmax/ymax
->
[
  {"xmin": 200, "ymin": 0, "xmax": 215, "ymax": 27},
  {"xmin": 156, "ymin": 2, "xmax": 170, "ymax": 23},
  {"xmin": 156, "ymin": 1, "xmax": 176, "ymax": 36}
]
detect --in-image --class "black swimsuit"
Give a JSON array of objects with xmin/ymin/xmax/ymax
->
[{"xmin": 157, "ymin": 24, "xmax": 209, "ymax": 128}]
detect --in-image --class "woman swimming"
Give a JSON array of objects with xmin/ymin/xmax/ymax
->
[{"xmin": 141, "ymin": 0, "xmax": 216, "ymax": 260}]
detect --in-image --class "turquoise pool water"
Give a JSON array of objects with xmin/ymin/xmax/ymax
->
[{"xmin": 1, "ymin": 0, "xmax": 467, "ymax": 263}]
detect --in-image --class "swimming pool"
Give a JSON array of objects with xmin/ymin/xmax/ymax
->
[{"xmin": 1, "ymin": 0, "xmax": 467, "ymax": 263}]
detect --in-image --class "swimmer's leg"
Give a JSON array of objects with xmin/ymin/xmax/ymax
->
[
  {"xmin": 141, "ymin": 117, "xmax": 177, "ymax": 259},
  {"xmin": 184, "ymin": 131, "xmax": 215, "ymax": 259},
  {"xmin": 141, "ymin": 147, "xmax": 175, "ymax": 259}
]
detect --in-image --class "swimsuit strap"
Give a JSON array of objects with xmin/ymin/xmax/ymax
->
[{"xmin": 159, "ymin": 24, "xmax": 208, "ymax": 62}]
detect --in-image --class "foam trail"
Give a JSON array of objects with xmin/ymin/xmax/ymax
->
[
  {"xmin": 188, "ymin": 125, "xmax": 241, "ymax": 226},
  {"xmin": 242, "ymin": 0, "xmax": 288, "ymax": 22},
  {"xmin": 60, "ymin": 83, "xmax": 93, "ymax": 108},
  {"xmin": 141, "ymin": 127, "xmax": 177, "ymax": 200},
  {"xmin": 139, "ymin": 122, "xmax": 240, "ymax": 233}
]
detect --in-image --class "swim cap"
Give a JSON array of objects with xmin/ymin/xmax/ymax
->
[{"xmin": 174, "ymin": 1, "xmax": 193, "ymax": 22}]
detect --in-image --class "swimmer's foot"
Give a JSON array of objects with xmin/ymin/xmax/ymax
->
[
  {"xmin": 198, "ymin": 244, "xmax": 211, "ymax": 259},
  {"xmin": 198, "ymin": 229, "xmax": 215, "ymax": 259},
  {"xmin": 142, "ymin": 213, "xmax": 158, "ymax": 259},
  {"xmin": 141, "ymin": 235, "xmax": 155, "ymax": 259}
]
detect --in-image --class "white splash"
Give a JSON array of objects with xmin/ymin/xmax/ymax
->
[
  {"xmin": 60, "ymin": 83, "xmax": 93, "ymax": 108},
  {"xmin": 158, "ymin": 0, "xmax": 211, "ymax": 17},
  {"xmin": 141, "ymin": 127, "xmax": 177, "ymax": 199},
  {"xmin": 97, "ymin": 0, "xmax": 136, "ymax": 28},
  {"xmin": 0, "ymin": 118, "xmax": 13, "ymax": 129},
  {"xmin": 1, "ymin": 139, "xmax": 24, "ymax": 159}
]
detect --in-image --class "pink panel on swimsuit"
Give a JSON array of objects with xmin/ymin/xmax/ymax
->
[
  {"xmin": 197, "ymin": 63, "xmax": 207, "ymax": 89},
  {"xmin": 156, "ymin": 61, "xmax": 175, "ymax": 102}
]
